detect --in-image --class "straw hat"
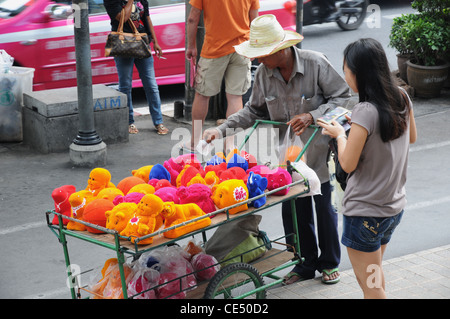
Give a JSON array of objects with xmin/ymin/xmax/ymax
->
[{"xmin": 234, "ymin": 14, "xmax": 304, "ymax": 59}]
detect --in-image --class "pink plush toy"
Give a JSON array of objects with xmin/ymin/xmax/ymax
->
[
  {"xmin": 51, "ymin": 185, "xmax": 76, "ymax": 225},
  {"xmin": 177, "ymin": 184, "xmax": 216, "ymax": 215},
  {"xmin": 248, "ymin": 166, "xmax": 292, "ymax": 196},
  {"xmin": 113, "ymin": 192, "xmax": 145, "ymax": 205},
  {"xmin": 154, "ymin": 187, "xmax": 180, "ymax": 204}
]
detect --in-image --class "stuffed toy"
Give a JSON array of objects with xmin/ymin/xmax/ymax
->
[
  {"xmin": 67, "ymin": 190, "xmax": 94, "ymax": 231},
  {"xmin": 127, "ymin": 268, "xmax": 159, "ymax": 299},
  {"xmin": 206, "ymin": 154, "xmax": 225, "ymax": 166},
  {"xmin": 113, "ymin": 192, "xmax": 145, "ymax": 205},
  {"xmin": 204, "ymin": 161, "xmax": 227, "ymax": 177},
  {"xmin": 160, "ymin": 202, "xmax": 211, "ymax": 239},
  {"xmin": 240, "ymin": 150, "xmax": 258, "ymax": 169},
  {"xmin": 51, "ymin": 185, "xmax": 76, "ymax": 225},
  {"xmin": 176, "ymin": 164, "xmax": 205, "ymax": 187},
  {"xmin": 163, "ymin": 158, "xmax": 183, "ymax": 186},
  {"xmin": 117, "ymin": 176, "xmax": 146, "ymax": 195},
  {"xmin": 218, "ymin": 166, "xmax": 247, "ymax": 183},
  {"xmin": 83, "ymin": 198, "xmax": 115, "ymax": 233},
  {"xmin": 96, "ymin": 187, "xmax": 124, "ymax": 203},
  {"xmin": 128, "ymin": 183, "xmax": 155, "ymax": 195},
  {"xmin": 204, "ymin": 171, "xmax": 220, "ymax": 189},
  {"xmin": 186, "ymin": 173, "xmax": 206, "ymax": 186},
  {"xmin": 132, "ymin": 165, "xmax": 153, "ymax": 183},
  {"xmin": 226, "ymin": 153, "xmax": 249, "ymax": 171},
  {"xmin": 149, "ymin": 164, "xmax": 171, "ymax": 181},
  {"xmin": 156, "ymin": 272, "xmax": 186, "ymax": 299},
  {"xmin": 120, "ymin": 194, "xmax": 164, "ymax": 245},
  {"xmin": 86, "ymin": 168, "xmax": 114, "ymax": 196},
  {"xmin": 247, "ymin": 171, "xmax": 268, "ymax": 208},
  {"xmin": 225, "ymin": 148, "xmax": 240, "ymax": 162},
  {"xmin": 153, "ymin": 179, "xmax": 173, "ymax": 190},
  {"xmin": 154, "ymin": 187, "xmax": 180, "ymax": 204},
  {"xmin": 105, "ymin": 202, "xmax": 137, "ymax": 233},
  {"xmin": 190, "ymin": 253, "xmax": 220, "ymax": 281},
  {"xmin": 212, "ymin": 179, "xmax": 249, "ymax": 215},
  {"xmin": 247, "ymin": 165, "xmax": 292, "ymax": 195},
  {"xmin": 177, "ymin": 184, "xmax": 216, "ymax": 215},
  {"xmin": 90, "ymin": 258, "xmax": 133, "ymax": 299}
]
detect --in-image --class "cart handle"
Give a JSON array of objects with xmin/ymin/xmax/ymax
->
[{"xmin": 238, "ymin": 119, "xmax": 320, "ymax": 163}]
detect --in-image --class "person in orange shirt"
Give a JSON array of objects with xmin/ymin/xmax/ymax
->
[{"xmin": 184, "ymin": 0, "xmax": 260, "ymax": 154}]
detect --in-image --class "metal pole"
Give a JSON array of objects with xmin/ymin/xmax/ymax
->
[
  {"xmin": 72, "ymin": 0, "xmax": 102, "ymax": 145},
  {"xmin": 296, "ymin": 0, "xmax": 304, "ymax": 49}
]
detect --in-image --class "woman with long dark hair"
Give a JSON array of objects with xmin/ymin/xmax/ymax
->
[{"xmin": 318, "ymin": 38, "xmax": 417, "ymax": 298}]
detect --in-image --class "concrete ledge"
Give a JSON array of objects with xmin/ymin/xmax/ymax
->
[
  {"xmin": 22, "ymin": 85, "xmax": 128, "ymax": 154},
  {"xmin": 69, "ymin": 142, "xmax": 107, "ymax": 168}
]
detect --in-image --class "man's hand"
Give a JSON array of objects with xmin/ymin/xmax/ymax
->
[
  {"xmin": 287, "ymin": 113, "xmax": 314, "ymax": 135},
  {"xmin": 203, "ymin": 128, "xmax": 221, "ymax": 143}
]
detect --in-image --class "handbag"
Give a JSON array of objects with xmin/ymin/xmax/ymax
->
[{"xmin": 104, "ymin": 10, "xmax": 151, "ymax": 59}]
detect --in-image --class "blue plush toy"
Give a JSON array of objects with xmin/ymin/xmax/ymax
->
[
  {"xmin": 247, "ymin": 171, "xmax": 268, "ymax": 208},
  {"xmin": 149, "ymin": 163, "xmax": 171, "ymax": 181},
  {"xmin": 227, "ymin": 153, "xmax": 248, "ymax": 171},
  {"xmin": 206, "ymin": 154, "xmax": 225, "ymax": 166}
]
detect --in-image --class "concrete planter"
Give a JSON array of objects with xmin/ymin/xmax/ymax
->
[{"xmin": 406, "ymin": 60, "xmax": 449, "ymax": 98}]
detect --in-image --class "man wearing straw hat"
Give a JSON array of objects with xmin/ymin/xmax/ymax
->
[{"xmin": 204, "ymin": 14, "xmax": 351, "ymax": 285}]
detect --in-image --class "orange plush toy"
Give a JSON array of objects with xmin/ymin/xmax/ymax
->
[
  {"xmin": 160, "ymin": 202, "xmax": 211, "ymax": 239},
  {"xmin": 83, "ymin": 198, "xmax": 115, "ymax": 233},
  {"xmin": 120, "ymin": 194, "xmax": 164, "ymax": 245},
  {"xmin": 117, "ymin": 176, "xmax": 146, "ymax": 195},
  {"xmin": 67, "ymin": 190, "xmax": 94, "ymax": 231},
  {"xmin": 105, "ymin": 202, "xmax": 137, "ymax": 233},
  {"xmin": 86, "ymin": 168, "xmax": 115, "ymax": 196},
  {"xmin": 97, "ymin": 187, "xmax": 124, "ymax": 203},
  {"xmin": 212, "ymin": 179, "xmax": 249, "ymax": 215}
]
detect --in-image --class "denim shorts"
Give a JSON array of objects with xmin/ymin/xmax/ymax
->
[{"xmin": 341, "ymin": 210, "xmax": 404, "ymax": 252}]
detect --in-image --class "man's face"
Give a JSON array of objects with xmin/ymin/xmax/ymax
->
[{"xmin": 257, "ymin": 50, "xmax": 283, "ymax": 69}]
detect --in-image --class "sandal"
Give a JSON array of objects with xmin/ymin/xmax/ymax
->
[
  {"xmin": 155, "ymin": 124, "xmax": 169, "ymax": 135},
  {"xmin": 322, "ymin": 268, "xmax": 340, "ymax": 285},
  {"xmin": 282, "ymin": 272, "xmax": 311, "ymax": 286},
  {"xmin": 129, "ymin": 124, "xmax": 139, "ymax": 134}
]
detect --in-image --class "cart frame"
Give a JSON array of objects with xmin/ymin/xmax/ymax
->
[{"xmin": 46, "ymin": 120, "xmax": 320, "ymax": 299}]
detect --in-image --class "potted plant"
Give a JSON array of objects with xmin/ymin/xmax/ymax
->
[
  {"xmin": 389, "ymin": 14, "xmax": 415, "ymax": 82},
  {"xmin": 389, "ymin": 0, "xmax": 450, "ymax": 97}
]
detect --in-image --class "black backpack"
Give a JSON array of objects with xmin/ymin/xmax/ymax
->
[{"xmin": 328, "ymin": 131, "xmax": 349, "ymax": 191}]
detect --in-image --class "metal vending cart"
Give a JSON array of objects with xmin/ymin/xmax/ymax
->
[{"xmin": 46, "ymin": 120, "xmax": 320, "ymax": 299}]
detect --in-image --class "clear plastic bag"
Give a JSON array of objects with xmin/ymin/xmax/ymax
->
[
  {"xmin": 278, "ymin": 125, "xmax": 307, "ymax": 166},
  {"xmin": 0, "ymin": 50, "xmax": 14, "ymax": 74}
]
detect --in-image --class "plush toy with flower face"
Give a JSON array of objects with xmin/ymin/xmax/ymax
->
[{"xmin": 212, "ymin": 179, "xmax": 249, "ymax": 215}]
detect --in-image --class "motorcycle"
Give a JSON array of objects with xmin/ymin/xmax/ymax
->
[{"xmin": 285, "ymin": 0, "xmax": 370, "ymax": 31}]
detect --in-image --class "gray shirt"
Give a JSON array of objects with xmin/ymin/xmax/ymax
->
[
  {"xmin": 342, "ymin": 101, "xmax": 411, "ymax": 217},
  {"xmin": 218, "ymin": 47, "xmax": 351, "ymax": 182}
]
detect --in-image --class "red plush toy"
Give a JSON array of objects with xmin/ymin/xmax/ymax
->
[
  {"xmin": 83, "ymin": 198, "xmax": 115, "ymax": 233},
  {"xmin": 51, "ymin": 185, "xmax": 76, "ymax": 225},
  {"xmin": 191, "ymin": 253, "xmax": 220, "ymax": 281}
]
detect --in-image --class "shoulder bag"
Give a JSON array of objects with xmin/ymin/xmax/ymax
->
[{"xmin": 104, "ymin": 9, "xmax": 151, "ymax": 59}]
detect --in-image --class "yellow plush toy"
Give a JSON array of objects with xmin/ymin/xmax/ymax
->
[
  {"xmin": 97, "ymin": 187, "xmax": 124, "ymax": 203},
  {"xmin": 132, "ymin": 165, "xmax": 153, "ymax": 183},
  {"xmin": 120, "ymin": 194, "xmax": 164, "ymax": 245},
  {"xmin": 105, "ymin": 202, "xmax": 137, "ymax": 233},
  {"xmin": 128, "ymin": 183, "xmax": 155, "ymax": 195},
  {"xmin": 212, "ymin": 179, "xmax": 249, "ymax": 215},
  {"xmin": 160, "ymin": 202, "xmax": 211, "ymax": 239}
]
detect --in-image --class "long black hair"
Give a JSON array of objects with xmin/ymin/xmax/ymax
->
[{"xmin": 343, "ymin": 38, "xmax": 410, "ymax": 142}]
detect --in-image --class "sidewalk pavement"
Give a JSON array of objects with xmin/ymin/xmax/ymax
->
[
  {"xmin": 266, "ymin": 244, "xmax": 450, "ymax": 299},
  {"xmin": 1, "ymin": 87, "xmax": 449, "ymax": 299}
]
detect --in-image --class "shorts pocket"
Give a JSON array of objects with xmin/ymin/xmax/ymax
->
[{"xmin": 359, "ymin": 217, "xmax": 392, "ymax": 243}]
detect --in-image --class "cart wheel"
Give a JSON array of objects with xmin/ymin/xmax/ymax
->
[{"xmin": 203, "ymin": 263, "xmax": 266, "ymax": 299}]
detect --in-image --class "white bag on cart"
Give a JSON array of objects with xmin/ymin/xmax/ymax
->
[{"xmin": 290, "ymin": 160, "xmax": 321, "ymax": 198}]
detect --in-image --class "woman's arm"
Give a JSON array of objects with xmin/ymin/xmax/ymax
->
[
  {"xmin": 115, "ymin": 0, "xmax": 133, "ymax": 21},
  {"xmin": 146, "ymin": 15, "xmax": 162, "ymax": 57},
  {"xmin": 409, "ymin": 108, "xmax": 417, "ymax": 144}
]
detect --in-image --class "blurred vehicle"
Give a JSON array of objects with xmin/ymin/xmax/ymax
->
[
  {"xmin": 0, "ymin": 0, "xmax": 296, "ymax": 91},
  {"xmin": 284, "ymin": 0, "xmax": 369, "ymax": 31}
]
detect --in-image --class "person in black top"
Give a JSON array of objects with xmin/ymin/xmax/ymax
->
[{"xmin": 104, "ymin": 0, "xmax": 169, "ymax": 135}]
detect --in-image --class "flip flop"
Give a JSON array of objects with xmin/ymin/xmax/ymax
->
[
  {"xmin": 282, "ymin": 272, "xmax": 310, "ymax": 286},
  {"xmin": 322, "ymin": 268, "xmax": 340, "ymax": 285}
]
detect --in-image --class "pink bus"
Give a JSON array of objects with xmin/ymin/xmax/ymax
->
[{"xmin": 0, "ymin": 0, "xmax": 295, "ymax": 91}]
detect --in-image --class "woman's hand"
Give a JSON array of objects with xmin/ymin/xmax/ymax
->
[{"xmin": 317, "ymin": 120, "xmax": 346, "ymax": 139}]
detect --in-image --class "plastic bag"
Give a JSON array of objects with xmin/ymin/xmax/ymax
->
[
  {"xmin": 127, "ymin": 268, "xmax": 159, "ymax": 299},
  {"xmin": 278, "ymin": 125, "xmax": 307, "ymax": 166},
  {"xmin": 0, "ymin": 50, "xmax": 14, "ymax": 74},
  {"xmin": 290, "ymin": 160, "xmax": 322, "ymax": 197},
  {"xmin": 183, "ymin": 239, "xmax": 204, "ymax": 260},
  {"xmin": 191, "ymin": 253, "xmax": 220, "ymax": 281}
]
